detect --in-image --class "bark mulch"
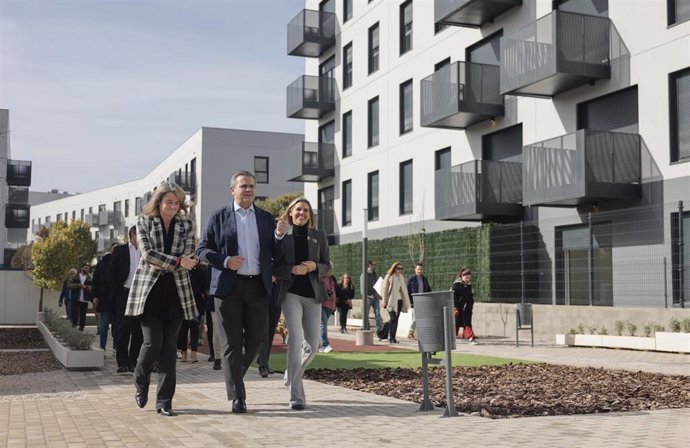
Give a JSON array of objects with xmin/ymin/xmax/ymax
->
[
  {"xmin": 0, "ymin": 328, "xmax": 48, "ymax": 350},
  {"xmin": 0, "ymin": 328, "xmax": 62, "ymax": 375}
]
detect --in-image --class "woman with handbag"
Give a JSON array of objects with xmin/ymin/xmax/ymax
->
[
  {"xmin": 453, "ymin": 268, "xmax": 476, "ymax": 344},
  {"xmin": 381, "ymin": 262, "xmax": 411, "ymax": 343},
  {"xmin": 336, "ymin": 273, "xmax": 355, "ymax": 333}
]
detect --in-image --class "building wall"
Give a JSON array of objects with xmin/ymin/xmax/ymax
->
[{"xmin": 0, "ymin": 109, "xmax": 9, "ymax": 261}]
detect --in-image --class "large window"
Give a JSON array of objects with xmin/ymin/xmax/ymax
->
[
  {"xmin": 368, "ymin": 96, "xmax": 379, "ymax": 148},
  {"xmin": 344, "ymin": 0, "xmax": 353, "ymax": 22},
  {"xmin": 343, "ymin": 42, "xmax": 353, "ymax": 90},
  {"xmin": 671, "ymin": 210, "xmax": 690, "ymax": 306},
  {"xmin": 368, "ymin": 171, "xmax": 379, "ymax": 221},
  {"xmin": 124, "ymin": 199, "xmax": 130, "ymax": 218},
  {"xmin": 342, "ymin": 111, "xmax": 352, "ymax": 158},
  {"xmin": 342, "ymin": 179, "xmax": 352, "ymax": 226},
  {"xmin": 400, "ymin": 79, "xmax": 413, "ymax": 134},
  {"xmin": 368, "ymin": 23, "xmax": 380, "ymax": 74},
  {"xmin": 670, "ymin": 67, "xmax": 690, "ymax": 163},
  {"xmin": 400, "ymin": 0, "xmax": 413, "ymax": 55},
  {"xmin": 254, "ymin": 156, "xmax": 269, "ymax": 183},
  {"xmin": 668, "ymin": 0, "xmax": 690, "ymax": 25},
  {"xmin": 399, "ymin": 160, "xmax": 413, "ymax": 215},
  {"xmin": 435, "ymin": 147, "xmax": 451, "ymax": 170}
]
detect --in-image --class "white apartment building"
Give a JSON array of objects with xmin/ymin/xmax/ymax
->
[
  {"xmin": 286, "ymin": 0, "xmax": 690, "ymax": 307},
  {"xmin": 0, "ymin": 109, "xmax": 32, "ymax": 267},
  {"xmin": 29, "ymin": 127, "xmax": 304, "ymax": 252}
]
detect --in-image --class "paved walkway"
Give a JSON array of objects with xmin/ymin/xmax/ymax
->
[{"xmin": 1, "ymin": 330, "xmax": 689, "ymax": 448}]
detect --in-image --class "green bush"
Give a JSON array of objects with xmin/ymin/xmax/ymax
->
[
  {"xmin": 599, "ymin": 326, "xmax": 608, "ymax": 335},
  {"xmin": 682, "ymin": 317, "xmax": 690, "ymax": 333},
  {"xmin": 669, "ymin": 318, "xmax": 681, "ymax": 333},
  {"xmin": 626, "ymin": 321, "xmax": 637, "ymax": 337},
  {"xmin": 577, "ymin": 323, "xmax": 585, "ymax": 334},
  {"xmin": 42, "ymin": 307, "xmax": 95, "ymax": 350},
  {"xmin": 653, "ymin": 324, "xmax": 665, "ymax": 335},
  {"xmin": 588, "ymin": 325, "xmax": 598, "ymax": 335},
  {"xmin": 614, "ymin": 320, "xmax": 624, "ymax": 336},
  {"xmin": 643, "ymin": 323, "xmax": 652, "ymax": 337}
]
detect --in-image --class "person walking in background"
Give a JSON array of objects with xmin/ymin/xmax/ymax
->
[
  {"xmin": 111, "ymin": 226, "xmax": 143, "ymax": 373},
  {"xmin": 69, "ymin": 264, "xmax": 93, "ymax": 331},
  {"xmin": 196, "ymin": 171, "xmax": 283, "ymax": 414},
  {"xmin": 406, "ymin": 262, "xmax": 432, "ymax": 340},
  {"xmin": 336, "ymin": 273, "xmax": 354, "ymax": 333},
  {"xmin": 59, "ymin": 269, "xmax": 77, "ymax": 321},
  {"xmin": 126, "ymin": 181, "xmax": 199, "ymax": 417},
  {"xmin": 319, "ymin": 262, "xmax": 337, "ymax": 353},
  {"xmin": 273, "ymin": 197, "xmax": 330, "ymax": 411},
  {"xmin": 453, "ymin": 268, "xmax": 476, "ymax": 344},
  {"xmin": 178, "ymin": 262, "xmax": 206, "ymax": 363},
  {"xmin": 257, "ymin": 276, "xmax": 282, "ymax": 377},
  {"xmin": 381, "ymin": 262, "xmax": 411, "ymax": 344},
  {"xmin": 361, "ymin": 260, "xmax": 383, "ymax": 334},
  {"xmin": 92, "ymin": 246, "xmax": 115, "ymax": 350}
]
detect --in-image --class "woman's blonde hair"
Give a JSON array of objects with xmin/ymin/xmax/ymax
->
[
  {"xmin": 386, "ymin": 261, "xmax": 403, "ymax": 277},
  {"xmin": 280, "ymin": 197, "xmax": 317, "ymax": 229},
  {"xmin": 142, "ymin": 181, "xmax": 188, "ymax": 217}
]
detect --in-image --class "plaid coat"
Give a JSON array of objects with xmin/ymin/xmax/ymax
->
[{"xmin": 125, "ymin": 214, "xmax": 197, "ymax": 320}]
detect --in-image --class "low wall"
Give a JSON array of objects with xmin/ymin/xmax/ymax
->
[
  {"xmin": 347, "ymin": 299, "xmax": 690, "ymax": 343},
  {"xmin": 0, "ymin": 271, "xmax": 60, "ymax": 324}
]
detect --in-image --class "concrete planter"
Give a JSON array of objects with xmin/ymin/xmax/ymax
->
[
  {"xmin": 572, "ymin": 334, "xmax": 603, "ymax": 347},
  {"xmin": 601, "ymin": 335, "xmax": 656, "ymax": 350},
  {"xmin": 555, "ymin": 333, "xmax": 576, "ymax": 345},
  {"xmin": 654, "ymin": 332, "xmax": 690, "ymax": 353},
  {"xmin": 37, "ymin": 319, "xmax": 104, "ymax": 370}
]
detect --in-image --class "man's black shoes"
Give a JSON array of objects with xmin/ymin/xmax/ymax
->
[
  {"xmin": 116, "ymin": 366, "xmax": 128, "ymax": 373},
  {"xmin": 135, "ymin": 388, "xmax": 148, "ymax": 409},
  {"xmin": 232, "ymin": 398, "xmax": 247, "ymax": 413}
]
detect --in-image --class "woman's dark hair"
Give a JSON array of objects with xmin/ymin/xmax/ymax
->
[{"xmin": 457, "ymin": 267, "xmax": 472, "ymax": 278}]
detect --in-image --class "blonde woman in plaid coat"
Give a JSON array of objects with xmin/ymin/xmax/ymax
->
[{"xmin": 126, "ymin": 181, "xmax": 198, "ymax": 417}]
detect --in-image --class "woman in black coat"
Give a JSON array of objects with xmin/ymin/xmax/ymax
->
[
  {"xmin": 335, "ymin": 273, "xmax": 355, "ymax": 333},
  {"xmin": 452, "ymin": 267, "xmax": 475, "ymax": 343}
]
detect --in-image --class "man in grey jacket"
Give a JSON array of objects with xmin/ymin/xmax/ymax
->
[{"xmin": 360, "ymin": 260, "xmax": 383, "ymax": 333}]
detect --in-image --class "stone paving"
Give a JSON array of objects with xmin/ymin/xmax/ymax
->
[{"xmin": 1, "ymin": 331, "xmax": 689, "ymax": 448}]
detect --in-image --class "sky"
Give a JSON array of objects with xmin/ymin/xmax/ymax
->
[{"xmin": 0, "ymin": 0, "xmax": 306, "ymax": 193}]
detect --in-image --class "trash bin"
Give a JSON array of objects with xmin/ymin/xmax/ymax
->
[
  {"xmin": 516, "ymin": 303, "xmax": 532, "ymax": 327},
  {"xmin": 412, "ymin": 291, "xmax": 456, "ymax": 353}
]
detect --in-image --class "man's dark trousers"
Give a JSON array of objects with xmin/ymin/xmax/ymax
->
[
  {"xmin": 257, "ymin": 283, "xmax": 282, "ymax": 371},
  {"xmin": 114, "ymin": 287, "xmax": 143, "ymax": 369},
  {"xmin": 215, "ymin": 276, "xmax": 268, "ymax": 400}
]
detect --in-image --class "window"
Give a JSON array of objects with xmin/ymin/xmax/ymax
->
[
  {"xmin": 671, "ymin": 210, "xmax": 690, "ymax": 306},
  {"xmin": 113, "ymin": 201, "xmax": 121, "ymax": 215},
  {"xmin": 368, "ymin": 96, "xmax": 379, "ymax": 147},
  {"xmin": 71, "ymin": 211, "xmax": 76, "ymax": 221},
  {"xmin": 670, "ymin": 67, "xmax": 690, "ymax": 163},
  {"xmin": 343, "ymin": 42, "xmax": 353, "ymax": 89},
  {"xmin": 434, "ymin": 22, "xmax": 449, "ymax": 34},
  {"xmin": 125, "ymin": 199, "xmax": 130, "ymax": 218},
  {"xmin": 254, "ymin": 156, "xmax": 269, "ymax": 183},
  {"xmin": 342, "ymin": 180, "xmax": 352, "ymax": 226},
  {"xmin": 434, "ymin": 57, "xmax": 451, "ymax": 72},
  {"xmin": 400, "ymin": 79, "xmax": 413, "ymax": 134},
  {"xmin": 669, "ymin": 0, "xmax": 690, "ymax": 25},
  {"xmin": 482, "ymin": 124, "xmax": 523, "ymax": 162},
  {"xmin": 80, "ymin": 209, "xmax": 84, "ymax": 221},
  {"xmin": 399, "ymin": 160, "xmax": 413, "ymax": 215},
  {"xmin": 98, "ymin": 204, "xmax": 106, "ymax": 212},
  {"xmin": 435, "ymin": 147, "xmax": 451, "ymax": 170},
  {"xmin": 318, "ymin": 186, "xmax": 335, "ymax": 237},
  {"xmin": 467, "ymin": 31, "xmax": 502, "ymax": 65},
  {"xmin": 368, "ymin": 23, "xmax": 380, "ymax": 74},
  {"xmin": 344, "ymin": 0, "xmax": 353, "ymax": 22},
  {"xmin": 554, "ymin": 0, "xmax": 608, "ymax": 17},
  {"xmin": 368, "ymin": 171, "xmax": 379, "ymax": 221},
  {"xmin": 400, "ymin": 0, "xmax": 413, "ymax": 55},
  {"xmin": 88, "ymin": 207, "xmax": 93, "ymax": 214},
  {"xmin": 57, "ymin": 213, "xmax": 63, "ymax": 222},
  {"xmin": 342, "ymin": 111, "xmax": 353, "ymax": 158}
]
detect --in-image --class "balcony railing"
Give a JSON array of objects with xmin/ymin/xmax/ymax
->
[
  {"xmin": 287, "ymin": 75, "xmax": 336, "ymax": 119},
  {"xmin": 170, "ymin": 170, "xmax": 196, "ymax": 194},
  {"xmin": 435, "ymin": 160, "xmax": 523, "ymax": 221},
  {"xmin": 8, "ymin": 186, "xmax": 29, "ymax": 204},
  {"xmin": 6, "ymin": 160, "xmax": 32, "ymax": 186},
  {"xmin": 421, "ymin": 61, "xmax": 504, "ymax": 129},
  {"xmin": 287, "ymin": 9, "xmax": 336, "ymax": 57},
  {"xmin": 5, "ymin": 204, "xmax": 30, "ymax": 228},
  {"xmin": 288, "ymin": 142, "xmax": 335, "ymax": 182},
  {"xmin": 523, "ymin": 129, "xmax": 641, "ymax": 206},
  {"xmin": 435, "ymin": 0, "xmax": 522, "ymax": 28},
  {"xmin": 501, "ymin": 11, "xmax": 611, "ymax": 97}
]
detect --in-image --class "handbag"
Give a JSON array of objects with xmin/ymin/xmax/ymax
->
[{"xmin": 372, "ymin": 276, "xmax": 385, "ymax": 297}]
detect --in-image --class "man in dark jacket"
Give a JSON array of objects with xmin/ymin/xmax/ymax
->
[
  {"xmin": 360, "ymin": 260, "xmax": 383, "ymax": 333},
  {"xmin": 92, "ymin": 245, "xmax": 115, "ymax": 350},
  {"xmin": 406, "ymin": 262, "xmax": 432, "ymax": 340},
  {"xmin": 69, "ymin": 264, "xmax": 93, "ymax": 331}
]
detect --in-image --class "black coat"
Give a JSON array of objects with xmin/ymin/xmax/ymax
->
[{"xmin": 91, "ymin": 254, "xmax": 112, "ymax": 312}]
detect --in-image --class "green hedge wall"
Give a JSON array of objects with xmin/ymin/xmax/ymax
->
[{"xmin": 329, "ymin": 225, "xmax": 492, "ymax": 301}]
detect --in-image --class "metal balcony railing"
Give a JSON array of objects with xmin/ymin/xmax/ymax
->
[
  {"xmin": 435, "ymin": 0, "xmax": 522, "ymax": 28},
  {"xmin": 288, "ymin": 142, "xmax": 335, "ymax": 182},
  {"xmin": 421, "ymin": 61, "xmax": 504, "ymax": 129},
  {"xmin": 286, "ymin": 75, "xmax": 336, "ymax": 119},
  {"xmin": 523, "ymin": 129, "xmax": 641, "ymax": 206},
  {"xmin": 501, "ymin": 11, "xmax": 611, "ymax": 97},
  {"xmin": 170, "ymin": 170, "xmax": 196, "ymax": 194},
  {"xmin": 287, "ymin": 9, "xmax": 336, "ymax": 57},
  {"xmin": 5, "ymin": 204, "xmax": 30, "ymax": 228},
  {"xmin": 435, "ymin": 160, "xmax": 523, "ymax": 221},
  {"xmin": 6, "ymin": 160, "xmax": 32, "ymax": 187}
]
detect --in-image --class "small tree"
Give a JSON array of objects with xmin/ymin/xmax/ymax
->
[
  {"xmin": 31, "ymin": 221, "xmax": 96, "ymax": 292},
  {"xmin": 10, "ymin": 243, "xmax": 33, "ymax": 270},
  {"xmin": 255, "ymin": 191, "xmax": 304, "ymax": 219}
]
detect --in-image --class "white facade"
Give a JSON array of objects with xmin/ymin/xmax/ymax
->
[
  {"xmin": 29, "ymin": 127, "xmax": 304, "ymax": 250},
  {"xmin": 294, "ymin": 0, "xmax": 690, "ymax": 243}
]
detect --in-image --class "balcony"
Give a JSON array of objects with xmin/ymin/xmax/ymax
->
[
  {"xmin": 6, "ymin": 160, "xmax": 32, "ymax": 186},
  {"xmin": 170, "ymin": 170, "xmax": 196, "ymax": 194},
  {"xmin": 522, "ymin": 129, "xmax": 641, "ymax": 206},
  {"xmin": 421, "ymin": 61, "xmax": 504, "ymax": 129},
  {"xmin": 288, "ymin": 142, "xmax": 335, "ymax": 182},
  {"xmin": 287, "ymin": 75, "xmax": 336, "ymax": 119},
  {"xmin": 435, "ymin": 160, "xmax": 523, "ymax": 221},
  {"xmin": 5, "ymin": 204, "xmax": 30, "ymax": 228},
  {"xmin": 435, "ymin": 0, "xmax": 522, "ymax": 28},
  {"xmin": 8, "ymin": 186, "xmax": 29, "ymax": 204},
  {"xmin": 501, "ymin": 11, "xmax": 611, "ymax": 97},
  {"xmin": 287, "ymin": 9, "xmax": 336, "ymax": 57}
]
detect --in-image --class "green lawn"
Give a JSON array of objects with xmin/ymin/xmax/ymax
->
[{"xmin": 258, "ymin": 351, "xmax": 538, "ymax": 371}]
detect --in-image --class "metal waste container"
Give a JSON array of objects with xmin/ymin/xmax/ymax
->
[{"xmin": 413, "ymin": 291, "xmax": 456, "ymax": 353}]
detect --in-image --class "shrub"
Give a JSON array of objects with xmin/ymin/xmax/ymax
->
[
  {"xmin": 682, "ymin": 317, "xmax": 690, "ymax": 333},
  {"xmin": 588, "ymin": 325, "xmax": 598, "ymax": 335},
  {"xmin": 599, "ymin": 326, "xmax": 608, "ymax": 335},
  {"xmin": 569, "ymin": 328, "xmax": 577, "ymax": 335},
  {"xmin": 577, "ymin": 324, "xmax": 585, "ymax": 335},
  {"xmin": 653, "ymin": 324, "xmax": 665, "ymax": 335},
  {"xmin": 42, "ymin": 307, "xmax": 95, "ymax": 350},
  {"xmin": 669, "ymin": 318, "xmax": 681, "ymax": 333},
  {"xmin": 626, "ymin": 321, "xmax": 637, "ymax": 337},
  {"xmin": 643, "ymin": 323, "xmax": 652, "ymax": 338},
  {"xmin": 614, "ymin": 320, "xmax": 624, "ymax": 336}
]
